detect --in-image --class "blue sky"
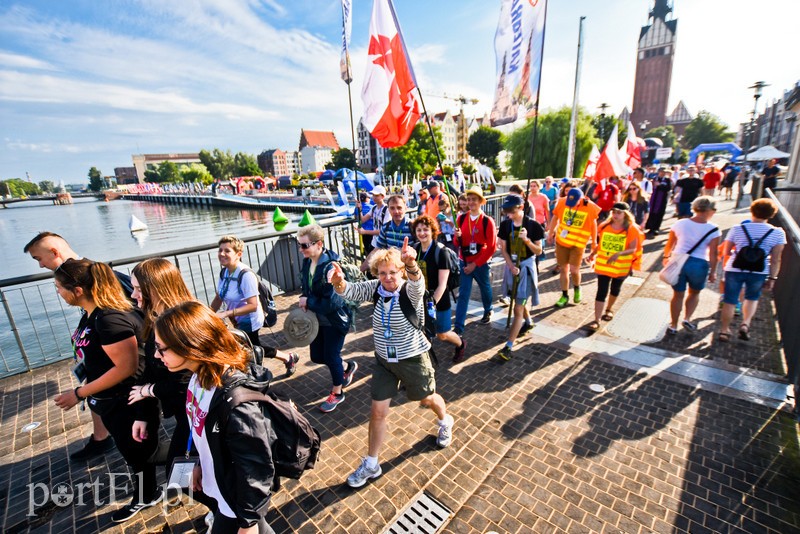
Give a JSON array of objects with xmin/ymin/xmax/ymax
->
[{"xmin": 1, "ymin": 0, "xmax": 797, "ymax": 183}]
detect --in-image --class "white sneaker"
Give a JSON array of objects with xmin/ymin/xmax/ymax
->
[
  {"xmin": 437, "ymin": 414, "xmax": 454, "ymax": 448},
  {"xmin": 205, "ymin": 512, "xmax": 214, "ymax": 529},
  {"xmin": 347, "ymin": 458, "xmax": 382, "ymax": 488}
]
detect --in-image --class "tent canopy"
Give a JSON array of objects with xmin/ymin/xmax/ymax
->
[{"xmin": 741, "ymin": 145, "xmax": 790, "ymax": 162}]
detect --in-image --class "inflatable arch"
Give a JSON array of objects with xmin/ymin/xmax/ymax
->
[{"xmin": 688, "ymin": 143, "xmax": 743, "ymax": 164}]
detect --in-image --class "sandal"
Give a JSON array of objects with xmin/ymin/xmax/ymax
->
[
  {"xmin": 738, "ymin": 323, "xmax": 751, "ymax": 341},
  {"xmin": 586, "ymin": 321, "xmax": 600, "ymax": 332},
  {"xmin": 717, "ymin": 332, "xmax": 731, "ymax": 343},
  {"xmin": 682, "ymin": 320, "xmax": 698, "ymax": 331},
  {"xmin": 666, "ymin": 326, "xmax": 678, "ymax": 336},
  {"xmin": 601, "ymin": 311, "xmax": 614, "ymax": 321}
]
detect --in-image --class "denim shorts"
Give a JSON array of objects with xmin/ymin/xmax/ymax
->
[
  {"xmin": 722, "ymin": 270, "xmax": 766, "ymax": 304},
  {"xmin": 677, "ymin": 202, "xmax": 692, "ymax": 217},
  {"xmin": 672, "ymin": 256, "xmax": 709, "ymax": 292},
  {"xmin": 435, "ymin": 309, "xmax": 452, "ymax": 334}
]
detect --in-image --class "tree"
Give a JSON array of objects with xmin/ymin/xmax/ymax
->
[
  {"xmin": 442, "ymin": 165, "xmax": 454, "ymax": 178},
  {"xmin": 506, "ymin": 106, "xmax": 598, "ymax": 179},
  {"xmin": 181, "ymin": 163, "xmax": 213, "ymax": 184},
  {"xmin": 39, "ymin": 180, "xmax": 57, "ymax": 193},
  {"xmin": 683, "ymin": 110, "xmax": 734, "ymax": 149},
  {"xmin": 233, "ymin": 152, "xmax": 262, "ymax": 177},
  {"xmin": 643, "ymin": 125, "xmax": 678, "ymax": 148},
  {"xmin": 325, "ymin": 148, "xmax": 357, "ymax": 171},
  {"xmin": 88, "ymin": 167, "xmax": 104, "ymax": 192},
  {"xmin": 467, "ymin": 126, "xmax": 504, "ymax": 169},
  {"xmin": 0, "ymin": 181, "xmax": 10, "ymax": 197},
  {"xmin": 462, "ymin": 163, "xmax": 476, "ymax": 177},
  {"xmin": 591, "ymin": 114, "xmax": 624, "ymax": 146},
  {"xmin": 1, "ymin": 178, "xmax": 41, "ymax": 197},
  {"xmin": 385, "ymin": 123, "xmax": 445, "ymax": 177},
  {"xmin": 157, "ymin": 161, "xmax": 181, "ymax": 183},
  {"xmin": 199, "ymin": 149, "xmax": 236, "ymax": 180}
]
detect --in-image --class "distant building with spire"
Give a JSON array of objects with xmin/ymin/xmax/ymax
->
[{"xmin": 630, "ymin": 0, "xmax": 677, "ymax": 132}]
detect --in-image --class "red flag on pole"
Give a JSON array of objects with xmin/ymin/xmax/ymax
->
[
  {"xmin": 621, "ymin": 121, "xmax": 644, "ymax": 168},
  {"xmin": 593, "ymin": 124, "xmax": 631, "ymax": 184},
  {"xmin": 582, "ymin": 144, "xmax": 601, "ymax": 179},
  {"xmin": 361, "ymin": 0, "xmax": 421, "ymax": 148}
]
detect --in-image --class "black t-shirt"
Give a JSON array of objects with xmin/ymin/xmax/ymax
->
[
  {"xmin": 763, "ymin": 165, "xmax": 779, "ymax": 188},
  {"xmin": 415, "ymin": 241, "xmax": 451, "ymax": 311},
  {"xmin": 675, "ymin": 177, "xmax": 704, "ymax": 203},
  {"xmin": 72, "ymin": 308, "xmax": 144, "ymax": 398},
  {"xmin": 497, "ymin": 216, "xmax": 545, "ymax": 262}
]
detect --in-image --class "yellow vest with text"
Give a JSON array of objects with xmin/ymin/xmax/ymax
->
[
  {"xmin": 554, "ymin": 198, "xmax": 599, "ymax": 249},
  {"xmin": 594, "ymin": 223, "xmax": 642, "ymax": 278}
]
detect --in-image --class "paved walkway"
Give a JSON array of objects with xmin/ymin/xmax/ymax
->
[{"xmin": 1, "ymin": 196, "xmax": 799, "ymax": 533}]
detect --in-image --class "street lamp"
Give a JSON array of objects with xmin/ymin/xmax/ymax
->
[
  {"xmin": 737, "ymin": 81, "xmax": 769, "ymax": 207},
  {"xmin": 639, "ymin": 120, "xmax": 650, "ymax": 133},
  {"xmin": 598, "ymin": 102, "xmax": 610, "ymax": 141}
]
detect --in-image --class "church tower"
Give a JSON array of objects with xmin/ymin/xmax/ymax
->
[{"xmin": 630, "ymin": 0, "xmax": 677, "ymax": 132}]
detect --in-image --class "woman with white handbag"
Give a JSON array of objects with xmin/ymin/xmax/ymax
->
[{"xmin": 662, "ymin": 196, "xmax": 721, "ymax": 335}]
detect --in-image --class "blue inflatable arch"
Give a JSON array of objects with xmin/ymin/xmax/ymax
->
[{"xmin": 688, "ymin": 143, "xmax": 743, "ymax": 164}]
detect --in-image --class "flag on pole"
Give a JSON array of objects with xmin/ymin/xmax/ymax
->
[
  {"xmin": 621, "ymin": 121, "xmax": 644, "ymax": 168},
  {"xmin": 490, "ymin": 0, "xmax": 548, "ymax": 127},
  {"xmin": 340, "ymin": 0, "xmax": 353, "ymax": 83},
  {"xmin": 582, "ymin": 144, "xmax": 601, "ymax": 179},
  {"xmin": 593, "ymin": 124, "xmax": 631, "ymax": 184},
  {"xmin": 361, "ymin": 0, "xmax": 421, "ymax": 148}
]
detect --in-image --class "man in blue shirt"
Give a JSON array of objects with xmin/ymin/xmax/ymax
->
[{"xmin": 375, "ymin": 195, "xmax": 416, "ymax": 250}]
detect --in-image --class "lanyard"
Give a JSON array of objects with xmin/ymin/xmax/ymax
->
[
  {"xmin": 467, "ymin": 213, "xmax": 482, "ymax": 243},
  {"xmin": 388, "ymin": 221, "xmax": 404, "ymax": 244},
  {"xmin": 186, "ymin": 379, "xmax": 206, "ymax": 458},
  {"xmin": 381, "ymin": 296, "xmax": 396, "ymax": 340},
  {"xmin": 564, "ymin": 207, "xmax": 578, "ymax": 226},
  {"xmin": 219, "ymin": 269, "xmax": 234, "ymax": 299}
]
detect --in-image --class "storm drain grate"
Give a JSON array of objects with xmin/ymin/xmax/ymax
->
[{"xmin": 385, "ymin": 492, "xmax": 452, "ymax": 534}]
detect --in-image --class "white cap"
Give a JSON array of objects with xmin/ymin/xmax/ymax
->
[{"xmin": 371, "ymin": 185, "xmax": 387, "ymax": 196}]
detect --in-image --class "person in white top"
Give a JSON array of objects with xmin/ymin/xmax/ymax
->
[
  {"xmin": 718, "ymin": 199, "xmax": 786, "ymax": 342},
  {"xmin": 662, "ymin": 196, "xmax": 721, "ymax": 335}
]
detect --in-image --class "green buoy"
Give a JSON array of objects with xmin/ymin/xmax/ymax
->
[
  {"xmin": 298, "ymin": 209, "xmax": 316, "ymax": 227},
  {"xmin": 274, "ymin": 220, "xmax": 288, "ymax": 232},
  {"xmin": 272, "ymin": 207, "xmax": 289, "ymax": 224}
]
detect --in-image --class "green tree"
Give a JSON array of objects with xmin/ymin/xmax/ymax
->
[
  {"xmin": 180, "ymin": 163, "xmax": 212, "ymax": 184},
  {"xmin": 506, "ymin": 106, "xmax": 598, "ymax": 179},
  {"xmin": 158, "ymin": 161, "xmax": 182, "ymax": 183},
  {"xmin": 683, "ymin": 110, "xmax": 734, "ymax": 149},
  {"xmin": 2, "ymin": 178, "xmax": 41, "ymax": 196},
  {"xmin": 144, "ymin": 167, "xmax": 161, "ymax": 183},
  {"xmin": 199, "ymin": 149, "xmax": 236, "ymax": 180},
  {"xmin": 591, "ymin": 114, "xmax": 624, "ymax": 146},
  {"xmin": 233, "ymin": 152, "xmax": 262, "ymax": 177},
  {"xmin": 325, "ymin": 148, "xmax": 358, "ymax": 171},
  {"xmin": 467, "ymin": 126, "xmax": 505, "ymax": 169},
  {"xmin": 442, "ymin": 165, "xmax": 454, "ymax": 178},
  {"xmin": 0, "ymin": 181, "xmax": 10, "ymax": 197},
  {"xmin": 385, "ymin": 123, "xmax": 444, "ymax": 177},
  {"xmin": 38, "ymin": 180, "xmax": 57, "ymax": 193},
  {"xmin": 643, "ymin": 125, "xmax": 678, "ymax": 148},
  {"xmin": 88, "ymin": 167, "xmax": 104, "ymax": 192},
  {"xmin": 462, "ymin": 163, "xmax": 476, "ymax": 177}
]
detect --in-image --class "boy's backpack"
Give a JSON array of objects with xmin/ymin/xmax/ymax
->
[
  {"xmin": 457, "ymin": 212, "xmax": 490, "ymax": 238},
  {"xmin": 220, "ymin": 267, "xmax": 278, "ymax": 328},
  {"xmin": 732, "ymin": 225, "xmax": 774, "ymax": 272},
  {"xmin": 219, "ymin": 386, "xmax": 321, "ymax": 490},
  {"xmin": 372, "ymin": 283, "xmax": 439, "ymax": 367}
]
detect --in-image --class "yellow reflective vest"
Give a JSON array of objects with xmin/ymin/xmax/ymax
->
[
  {"xmin": 594, "ymin": 223, "xmax": 643, "ymax": 278},
  {"xmin": 553, "ymin": 197, "xmax": 601, "ymax": 249}
]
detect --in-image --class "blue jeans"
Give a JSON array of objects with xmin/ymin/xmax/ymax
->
[
  {"xmin": 309, "ymin": 325, "xmax": 347, "ymax": 387},
  {"xmin": 454, "ymin": 261, "xmax": 493, "ymax": 334},
  {"xmin": 722, "ymin": 270, "xmax": 766, "ymax": 304}
]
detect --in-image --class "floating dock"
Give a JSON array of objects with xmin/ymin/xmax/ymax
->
[{"xmin": 122, "ymin": 193, "xmax": 338, "ymax": 214}]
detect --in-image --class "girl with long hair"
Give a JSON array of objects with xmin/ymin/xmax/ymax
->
[
  {"xmin": 155, "ymin": 301, "xmax": 276, "ymax": 533},
  {"xmin": 622, "ymin": 180, "xmax": 650, "ymax": 231},
  {"xmin": 52, "ymin": 259, "xmax": 161, "ymax": 523}
]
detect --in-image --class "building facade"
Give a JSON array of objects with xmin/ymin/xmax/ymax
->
[
  {"xmin": 630, "ymin": 0, "xmax": 677, "ymax": 131},
  {"xmin": 131, "ymin": 153, "xmax": 200, "ymax": 183},
  {"xmin": 431, "ymin": 111, "xmax": 458, "ymax": 166},
  {"xmin": 736, "ymin": 81, "xmax": 799, "ymax": 157},
  {"xmin": 114, "ymin": 167, "xmax": 137, "ymax": 185},
  {"xmin": 299, "ymin": 130, "xmax": 339, "ymax": 173},
  {"xmin": 257, "ymin": 149, "xmax": 289, "ymax": 177},
  {"xmin": 357, "ymin": 119, "xmax": 391, "ymax": 172}
]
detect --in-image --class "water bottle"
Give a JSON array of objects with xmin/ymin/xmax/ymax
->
[{"xmin": 427, "ymin": 300, "xmax": 436, "ymax": 319}]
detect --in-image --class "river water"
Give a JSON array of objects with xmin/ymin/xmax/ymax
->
[{"xmin": 1, "ymin": 197, "xmax": 281, "ymax": 279}]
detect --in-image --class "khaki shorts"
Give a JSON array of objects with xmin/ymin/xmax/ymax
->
[
  {"xmin": 371, "ymin": 352, "xmax": 436, "ymax": 401},
  {"xmin": 555, "ymin": 243, "xmax": 585, "ymax": 267}
]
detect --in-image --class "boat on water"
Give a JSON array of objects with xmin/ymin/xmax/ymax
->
[{"xmin": 129, "ymin": 214, "xmax": 148, "ymax": 232}]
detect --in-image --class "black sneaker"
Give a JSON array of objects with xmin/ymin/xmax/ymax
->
[
  {"xmin": 453, "ymin": 337, "xmax": 467, "ymax": 363},
  {"xmin": 343, "ymin": 360, "xmax": 359, "ymax": 388},
  {"xmin": 480, "ymin": 310, "xmax": 493, "ymax": 324},
  {"xmin": 70, "ymin": 434, "xmax": 115, "ymax": 461},
  {"xmin": 518, "ymin": 321, "xmax": 533, "ymax": 337},
  {"xmin": 111, "ymin": 487, "xmax": 163, "ymax": 523},
  {"xmin": 285, "ymin": 353, "xmax": 299, "ymax": 376}
]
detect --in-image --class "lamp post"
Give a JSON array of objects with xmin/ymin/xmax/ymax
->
[
  {"xmin": 598, "ymin": 102, "xmax": 610, "ymax": 142},
  {"xmin": 737, "ymin": 81, "xmax": 769, "ymax": 207}
]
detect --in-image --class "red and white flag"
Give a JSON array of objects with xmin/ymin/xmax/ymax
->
[
  {"xmin": 582, "ymin": 144, "xmax": 601, "ymax": 179},
  {"xmin": 361, "ymin": 0, "xmax": 421, "ymax": 148},
  {"xmin": 621, "ymin": 121, "xmax": 644, "ymax": 168},
  {"xmin": 593, "ymin": 124, "xmax": 631, "ymax": 184}
]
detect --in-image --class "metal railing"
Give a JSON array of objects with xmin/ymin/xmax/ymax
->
[
  {"xmin": 767, "ymin": 189, "xmax": 800, "ymax": 416},
  {"xmin": 0, "ymin": 214, "xmax": 361, "ymax": 378}
]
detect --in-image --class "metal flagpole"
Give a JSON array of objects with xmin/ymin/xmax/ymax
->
[
  {"xmin": 341, "ymin": 0, "xmax": 363, "ymax": 256},
  {"xmin": 565, "ymin": 16, "xmax": 585, "ymax": 179},
  {"xmin": 418, "ymin": 91, "xmax": 459, "ymax": 229}
]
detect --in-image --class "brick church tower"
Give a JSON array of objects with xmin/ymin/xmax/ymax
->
[{"xmin": 630, "ymin": 0, "xmax": 677, "ymax": 132}]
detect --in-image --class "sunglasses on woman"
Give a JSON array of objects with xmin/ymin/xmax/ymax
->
[{"xmin": 298, "ymin": 241, "xmax": 319, "ymax": 250}]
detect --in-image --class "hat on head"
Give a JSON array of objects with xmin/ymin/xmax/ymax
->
[
  {"xmin": 612, "ymin": 202, "xmax": 630, "ymax": 212},
  {"xmin": 283, "ymin": 308, "xmax": 319, "ymax": 347},
  {"xmin": 463, "ymin": 184, "xmax": 486, "ymax": 202},
  {"xmin": 501, "ymin": 194, "xmax": 524, "ymax": 210},
  {"xmin": 565, "ymin": 188, "xmax": 583, "ymax": 208},
  {"xmin": 426, "ymin": 180, "xmax": 440, "ymax": 190},
  {"xmin": 371, "ymin": 185, "xmax": 386, "ymax": 196},
  {"xmin": 559, "ymin": 177, "xmax": 570, "ymax": 185}
]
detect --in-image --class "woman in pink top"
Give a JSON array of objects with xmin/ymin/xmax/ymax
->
[{"xmin": 527, "ymin": 180, "xmax": 550, "ymax": 226}]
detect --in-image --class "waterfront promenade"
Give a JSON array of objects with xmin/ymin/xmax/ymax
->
[{"xmin": 1, "ymin": 196, "xmax": 798, "ymax": 533}]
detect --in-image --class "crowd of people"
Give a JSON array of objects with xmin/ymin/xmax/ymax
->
[{"xmin": 23, "ymin": 158, "xmax": 786, "ymax": 531}]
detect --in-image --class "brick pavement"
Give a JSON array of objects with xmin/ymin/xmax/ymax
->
[{"xmin": 1, "ymin": 196, "xmax": 799, "ymax": 533}]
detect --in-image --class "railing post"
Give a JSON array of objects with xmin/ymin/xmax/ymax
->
[{"xmin": 0, "ymin": 289, "xmax": 32, "ymax": 372}]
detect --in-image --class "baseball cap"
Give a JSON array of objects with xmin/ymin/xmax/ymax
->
[
  {"xmin": 501, "ymin": 194, "xmax": 524, "ymax": 210},
  {"xmin": 565, "ymin": 188, "xmax": 583, "ymax": 208},
  {"xmin": 372, "ymin": 185, "xmax": 386, "ymax": 196}
]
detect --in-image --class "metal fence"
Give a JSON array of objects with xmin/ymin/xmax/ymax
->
[
  {"xmin": 768, "ymin": 189, "xmax": 800, "ymax": 417},
  {"xmin": 0, "ymin": 214, "xmax": 361, "ymax": 378}
]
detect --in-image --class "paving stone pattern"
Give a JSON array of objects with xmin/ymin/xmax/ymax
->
[{"xmin": 1, "ymin": 197, "xmax": 798, "ymax": 533}]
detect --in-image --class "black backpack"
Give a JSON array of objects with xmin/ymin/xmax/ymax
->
[
  {"xmin": 219, "ymin": 267, "xmax": 278, "ymax": 328},
  {"xmin": 416, "ymin": 241, "xmax": 460, "ymax": 297},
  {"xmin": 731, "ymin": 225, "xmax": 773, "ymax": 272},
  {"xmin": 372, "ymin": 284, "xmax": 439, "ymax": 367},
  {"xmin": 219, "ymin": 386, "xmax": 321, "ymax": 489}
]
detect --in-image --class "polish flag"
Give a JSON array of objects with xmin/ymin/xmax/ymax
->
[
  {"xmin": 593, "ymin": 124, "xmax": 631, "ymax": 184},
  {"xmin": 582, "ymin": 144, "xmax": 601, "ymax": 179},
  {"xmin": 621, "ymin": 121, "xmax": 644, "ymax": 168},
  {"xmin": 361, "ymin": 0, "xmax": 421, "ymax": 148}
]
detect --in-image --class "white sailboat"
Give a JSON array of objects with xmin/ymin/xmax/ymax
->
[{"xmin": 129, "ymin": 214, "xmax": 148, "ymax": 232}]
